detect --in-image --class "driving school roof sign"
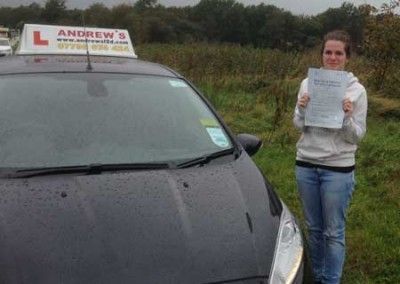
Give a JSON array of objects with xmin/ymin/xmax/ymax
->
[{"xmin": 17, "ymin": 24, "xmax": 137, "ymax": 58}]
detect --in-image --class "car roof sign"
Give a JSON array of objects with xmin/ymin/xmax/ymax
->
[{"xmin": 16, "ymin": 24, "xmax": 137, "ymax": 58}]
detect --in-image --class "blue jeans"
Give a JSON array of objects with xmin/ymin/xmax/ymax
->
[{"xmin": 295, "ymin": 166, "xmax": 355, "ymax": 284}]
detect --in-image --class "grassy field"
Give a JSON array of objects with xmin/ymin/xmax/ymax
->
[{"xmin": 137, "ymin": 43, "xmax": 400, "ymax": 283}]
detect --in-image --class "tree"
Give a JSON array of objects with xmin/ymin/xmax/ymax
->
[
  {"xmin": 317, "ymin": 3, "xmax": 367, "ymax": 52},
  {"xmin": 42, "ymin": 0, "xmax": 67, "ymax": 23},
  {"xmin": 296, "ymin": 15, "xmax": 322, "ymax": 49},
  {"xmin": 191, "ymin": 0, "xmax": 247, "ymax": 43},
  {"xmin": 0, "ymin": 3, "xmax": 42, "ymax": 28},
  {"xmin": 364, "ymin": 0, "xmax": 400, "ymax": 91},
  {"xmin": 246, "ymin": 4, "xmax": 292, "ymax": 48},
  {"xmin": 84, "ymin": 3, "xmax": 112, "ymax": 27}
]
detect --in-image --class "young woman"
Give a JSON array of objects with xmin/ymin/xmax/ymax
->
[{"xmin": 293, "ymin": 30, "xmax": 368, "ymax": 284}]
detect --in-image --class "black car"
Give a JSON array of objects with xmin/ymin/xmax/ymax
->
[{"xmin": 0, "ymin": 27, "xmax": 308, "ymax": 283}]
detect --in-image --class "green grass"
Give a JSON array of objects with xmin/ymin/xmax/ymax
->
[
  {"xmin": 343, "ymin": 118, "xmax": 400, "ymax": 283},
  {"xmin": 138, "ymin": 43, "xmax": 400, "ymax": 283}
]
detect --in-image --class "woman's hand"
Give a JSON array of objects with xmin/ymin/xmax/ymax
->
[
  {"xmin": 297, "ymin": 93, "xmax": 310, "ymax": 108},
  {"xmin": 343, "ymin": 98, "xmax": 353, "ymax": 117}
]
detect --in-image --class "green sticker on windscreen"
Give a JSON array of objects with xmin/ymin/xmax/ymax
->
[
  {"xmin": 206, "ymin": 127, "xmax": 229, "ymax": 148},
  {"xmin": 200, "ymin": 118, "xmax": 219, "ymax": 127}
]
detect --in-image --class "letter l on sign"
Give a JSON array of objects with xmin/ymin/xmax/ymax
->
[{"xmin": 33, "ymin": 31, "xmax": 49, "ymax": 46}]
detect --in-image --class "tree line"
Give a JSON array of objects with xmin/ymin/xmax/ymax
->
[{"xmin": 0, "ymin": 0, "xmax": 374, "ymax": 51}]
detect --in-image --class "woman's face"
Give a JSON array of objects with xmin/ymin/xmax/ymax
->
[{"xmin": 322, "ymin": 40, "xmax": 348, "ymax": 70}]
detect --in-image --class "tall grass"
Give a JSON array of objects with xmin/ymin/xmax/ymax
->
[{"xmin": 137, "ymin": 43, "xmax": 400, "ymax": 283}]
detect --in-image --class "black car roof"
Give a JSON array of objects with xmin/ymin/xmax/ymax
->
[{"xmin": 0, "ymin": 55, "xmax": 180, "ymax": 77}]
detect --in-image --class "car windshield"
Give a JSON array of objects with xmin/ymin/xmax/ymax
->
[
  {"xmin": 0, "ymin": 39, "xmax": 9, "ymax": 46},
  {"xmin": 0, "ymin": 73, "xmax": 233, "ymax": 168}
]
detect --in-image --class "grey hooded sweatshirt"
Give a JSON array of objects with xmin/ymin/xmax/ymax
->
[{"xmin": 293, "ymin": 72, "xmax": 367, "ymax": 167}]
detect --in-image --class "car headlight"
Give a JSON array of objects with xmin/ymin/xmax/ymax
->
[{"xmin": 269, "ymin": 202, "xmax": 304, "ymax": 284}]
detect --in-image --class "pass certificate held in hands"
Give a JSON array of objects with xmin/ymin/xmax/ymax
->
[{"xmin": 305, "ymin": 68, "xmax": 348, "ymax": 129}]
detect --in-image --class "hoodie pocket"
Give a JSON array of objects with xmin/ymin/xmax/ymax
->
[{"xmin": 297, "ymin": 127, "xmax": 338, "ymax": 158}]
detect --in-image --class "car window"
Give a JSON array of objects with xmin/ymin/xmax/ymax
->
[{"xmin": 0, "ymin": 73, "xmax": 232, "ymax": 167}]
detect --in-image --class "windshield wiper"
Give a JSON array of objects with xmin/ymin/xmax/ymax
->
[
  {"xmin": 175, "ymin": 148, "xmax": 237, "ymax": 169},
  {"xmin": 9, "ymin": 163, "xmax": 171, "ymax": 178}
]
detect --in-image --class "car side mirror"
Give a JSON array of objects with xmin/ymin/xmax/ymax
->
[{"xmin": 236, "ymin": 133, "xmax": 262, "ymax": 156}]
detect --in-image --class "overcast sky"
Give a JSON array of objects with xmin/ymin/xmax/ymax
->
[{"xmin": 0, "ymin": 0, "xmax": 389, "ymax": 15}]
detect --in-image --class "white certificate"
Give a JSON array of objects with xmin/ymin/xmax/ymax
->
[{"xmin": 305, "ymin": 68, "xmax": 348, "ymax": 128}]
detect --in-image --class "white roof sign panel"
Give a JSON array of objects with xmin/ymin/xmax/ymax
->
[{"xmin": 17, "ymin": 24, "xmax": 137, "ymax": 58}]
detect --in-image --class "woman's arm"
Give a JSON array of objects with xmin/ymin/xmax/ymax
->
[
  {"xmin": 293, "ymin": 79, "xmax": 309, "ymax": 131},
  {"xmin": 342, "ymin": 88, "xmax": 368, "ymax": 144}
]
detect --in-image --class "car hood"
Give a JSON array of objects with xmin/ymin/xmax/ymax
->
[
  {"xmin": 0, "ymin": 154, "xmax": 280, "ymax": 283},
  {"xmin": 0, "ymin": 46, "xmax": 11, "ymax": 51}
]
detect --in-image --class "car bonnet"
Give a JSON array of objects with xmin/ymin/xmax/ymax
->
[{"xmin": 0, "ymin": 155, "xmax": 280, "ymax": 283}]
